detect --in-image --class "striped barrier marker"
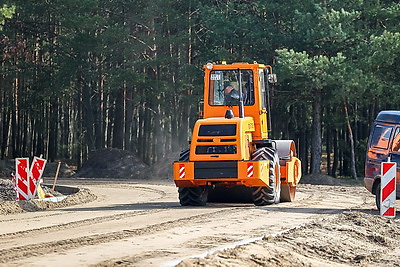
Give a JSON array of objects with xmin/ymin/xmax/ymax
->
[
  {"xmin": 247, "ymin": 163, "xmax": 254, "ymax": 178},
  {"xmin": 28, "ymin": 156, "xmax": 47, "ymax": 199},
  {"xmin": 11, "ymin": 173, "xmax": 17, "ymax": 192},
  {"xmin": 179, "ymin": 164, "xmax": 186, "ymax": 179},
  {"xmin": 381, "ymin": 161, "xmax": 396, "ymax": 218},
  {"xmin": 15, "ymin": 158, "xmax": 30, "ymax": 200}
]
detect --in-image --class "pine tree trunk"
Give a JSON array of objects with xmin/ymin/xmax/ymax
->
[
  {"xmin": 106, "ymin": 94, "xmax": 114, "ymax": 148},
  {"xmin": 48, "ymin": 101, "xmax": 58, "ymax": 161},
  {"xmin": 80, "ymin": 74, "xmax": 96, "ymax": 153},
  {"xmin": 331, "ymin": 129, "xmax": 338, "ymax": 177},
  {"xmin": 124, "ymin": 87, "xmax": 133, "ymax": 151},
  {"xmin": 112, "ymin": 88, "xmax": 124, "ymax": 149},
  {"xmin": 311, "ymin": 94, "xmax": 322, "ymax": 174},
  {"xmin": 344, "ymin": 102, "xmax": 357, "ymax": 179},
  {"xmin": 326, "ymin": 126, "xmax": 331, "ymax": 175}
]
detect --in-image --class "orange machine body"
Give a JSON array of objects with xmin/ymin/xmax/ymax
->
[{"xmin": 173, "ymin": 62, "xmax": 301, "ymax": 190}]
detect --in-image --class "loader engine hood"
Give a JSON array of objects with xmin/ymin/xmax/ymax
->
[{"xmin": 189, "ymin": 117, "xmax": 255, "ymax": 161}]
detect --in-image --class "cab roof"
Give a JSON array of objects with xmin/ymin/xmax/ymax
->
[{"xmin": 376, "ymin": 111, "xmax": 400, "ymax": 124}]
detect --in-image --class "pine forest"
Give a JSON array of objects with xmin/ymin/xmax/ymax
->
[{"xmin": 0, "ymin": 1, "xmax": 399, "ymax": 178}]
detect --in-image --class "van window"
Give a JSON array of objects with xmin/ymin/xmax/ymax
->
[
  {"xmin": 370, "ymin": 125, "xmax": 393, "ymax": 149},
  {"xmin": 391, "ymin": 128, "xmax": 400, "ymax": 152}
]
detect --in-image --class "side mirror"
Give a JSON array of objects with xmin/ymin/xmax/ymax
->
[{"xmin": 268, "ymin": 74, "xmax": 277, "ymax": 84}]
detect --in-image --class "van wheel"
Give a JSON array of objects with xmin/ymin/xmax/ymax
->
[{"xmin": 374, "ymin": 181, "xmax": 381, "ymax": 211}]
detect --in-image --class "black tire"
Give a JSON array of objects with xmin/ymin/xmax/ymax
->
[
  {"xmin": 374, "ymin": 180, "xmax": 381, "ymax": 211},
  {"xmin": 251, "ymin": 147, "xmax": 281, "ymax": 206},
  {"xmin": 178, "ymin": 186, "xmax": 208, "ymax": 206},
  {"xmin": 179, "ymin": 149, "xmax": 190, "ymax": 162},
  {"xmin": 177, "ymin": 149, "xmax": 208, "ymax": 206}
]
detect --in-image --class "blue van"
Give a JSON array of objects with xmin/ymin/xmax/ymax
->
[{"xmin": 365, "ymin": 110, "xmax": 400, "ymax": 209}]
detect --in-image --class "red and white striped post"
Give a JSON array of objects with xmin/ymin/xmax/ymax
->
[
  {"xmin": 15, "ymin": 156, "xmax": 47, "ymax": 200},
  {"xmin": 381, "ymin": 161, "xmax": 397, "ymax": 218},
  {"xmin": 28, "ymin": 156, "xmax": 47, "ymax": 199},
  {"xmin": 15, "ymin": 158, "xmax": 30, "ymax": 200}
]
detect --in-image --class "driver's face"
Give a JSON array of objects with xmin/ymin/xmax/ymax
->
[{"xmin": 224, "ymin": 86, "xmax": 233, "ymax": 94}]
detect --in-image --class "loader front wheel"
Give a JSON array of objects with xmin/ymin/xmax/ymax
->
[
  {"xmin": 251, "ymin": 147, "xmax": 281, "ymax": 206},
  {"xmin": 178, "ymin": 186, "xmax": 208, "ymax": 206}
]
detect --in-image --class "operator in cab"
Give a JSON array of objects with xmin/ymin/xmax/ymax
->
[{"xmin": 223, "ymin": 84, "xmax": 240, "ymax": 105}]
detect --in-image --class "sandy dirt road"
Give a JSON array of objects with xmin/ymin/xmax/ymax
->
[{"xmin": 0, "ymin": 179, "xmax": 398, "ymax": 267}]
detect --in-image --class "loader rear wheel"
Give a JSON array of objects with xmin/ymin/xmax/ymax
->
[
  {"xmin": 280, "ymin": 183, "xmax": 296, "ymax": 202},
  {"xmin": 251, "ymin": 147, "xmax": 281, "ymax": 206},
  {"xmin": 178, "ymin": 186, "xmax": 208, "ymax": 206},
  {"xmin": 177, "ymin": 148, "xmax": 208, "ymax": 206}
]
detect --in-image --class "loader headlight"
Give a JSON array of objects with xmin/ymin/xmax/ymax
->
[{"xmin": 206, "ymin": 62, "xmax": 213, "ymax": 70}]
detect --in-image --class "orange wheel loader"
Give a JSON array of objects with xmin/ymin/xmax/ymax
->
[{"xmin": 173, "ymin": 62, "xmax": 301, "ymax": 206}]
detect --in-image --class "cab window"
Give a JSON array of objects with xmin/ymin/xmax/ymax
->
[
  {"xmin": 208, "ymin": 69, "xmax": 254, "ymax": 106},
  {"xmin": 370, "ymin": 125, "xmax": 393, "ymax": 149}
]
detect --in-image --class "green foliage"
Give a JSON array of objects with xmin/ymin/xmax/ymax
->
[
  {"xmin": 271, "ymin": 0, "xmax": 400, "ymax": 175},
  {"xmin": 276, "ymin": 49, "xmax": 347, "ymax": 101},
  {"xmin": 0, "ymin": 0, "xmax": 399, "ymax": 173},
  {"xmin": 0, "ymin": 4, "xmax": 15, "ymax": 30}
]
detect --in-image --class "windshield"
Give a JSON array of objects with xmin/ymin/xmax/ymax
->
[{"xmin": 208, "ymin": 69, "xmax": 254, "ymax": 106}]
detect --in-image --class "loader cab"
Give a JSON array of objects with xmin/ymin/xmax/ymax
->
[
  {"xmin": 365, "ymin": 110, "xmax": 400, "ymax": 201},
  {"xmin": 203, "ymin": 62, "xmax": 275, "ymax": 140}
]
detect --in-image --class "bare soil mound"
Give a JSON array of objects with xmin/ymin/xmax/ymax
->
[
  {"xmin": 0, "ymin": 178, "xmax": 96, "ymax": 215},
  {"xmin": 0, "ymin": 160, "xmax": 14, "ymax": 179},
  {"xmin": 74, "ymin": 148, "xmax": 148, "ymax": 179},
  {"xmin": 144, "ymin": 151, "xmax": 180, "ymax": 180},
  {"xmin": 0, "ymin": 179, "xmax": 15, "ymax": 201},
  {"xmin": 178, "ymin": 211, "xmax": 400, "ymax": 266},
  {"xmin": 44, "ymin": 161, "xmax": 76, "ymax": 178}
]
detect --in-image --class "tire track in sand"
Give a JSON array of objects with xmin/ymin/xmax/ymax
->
[{"xmin": 0, "ymin": 207, "xmax": 247, "ymax": 263}]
